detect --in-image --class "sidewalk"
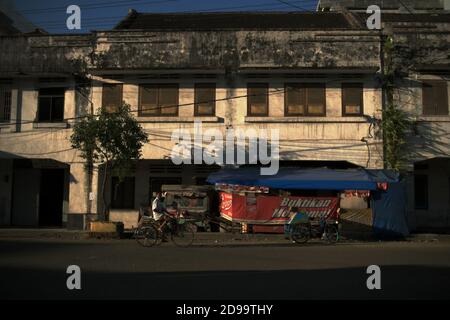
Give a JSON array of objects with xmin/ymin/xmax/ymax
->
[
  {"xmin": 0, "ymin": 228, "xmax": 90, "ymax": 240},
  {"xmin": 1, "ymin": 228, "xmax": 450, "ymax": 245}
]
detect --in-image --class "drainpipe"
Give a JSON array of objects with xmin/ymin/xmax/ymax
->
[{"xmin": 379, "ymin": 32, "xmax": 388, "ymax": 170}]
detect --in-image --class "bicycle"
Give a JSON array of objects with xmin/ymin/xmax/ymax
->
[{"xmin": 134, "ymin": 211, "xmax": 197, "ymax": 248}]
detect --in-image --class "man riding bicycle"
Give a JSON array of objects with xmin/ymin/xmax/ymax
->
[
  {"xmin": 152, "ymin": 192, "xmax": 169, "ymax": 221},
  {"xmin": 152, "ymin": 192, "xmax": 177, "ymax": 241}
]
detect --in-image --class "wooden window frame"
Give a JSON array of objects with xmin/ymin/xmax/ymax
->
[
  {"xmin": 138, "ymin": 83, "xmax": 179, "ymax": 117},
  {"xmin": 247, "ymin": 83, "xmax": 269, "ymax": 117},
  {"xmin": 422, "ymin": 80, "xmax": 449, "ymax": 116},
  {"xmin": 342, "ymin": 83, "xmax": 364, "ymax": 117},
  {"xmin": 37, "ymin": 88, "xmax": 65, "ymax": 123},
  {"xmin": 284, "ymin": 83, "xmax": 326, "ymax": 117},
  {"xmin": 102, "ymin": 83, "xmax": 123, "ymax": 113},
  {"xmin": 0, "ymin": 87, "xmax": 11, "ymax": 123},
  {"xmin": 194, "ymin": 83, "xmax": 216, "ymax": 116}
]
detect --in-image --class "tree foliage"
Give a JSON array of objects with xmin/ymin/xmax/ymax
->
[
  {"xmin": 378, "ymin": 37, "xmax": 413, "ymax": 172},
  {"xmin": 70, "ymin": 103, "xmax": 149, "ymax": 219}
]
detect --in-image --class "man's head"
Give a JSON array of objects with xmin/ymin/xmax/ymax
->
[{"xmin": 156, "ymin": 192, "xmax": 168, "ymax": 200}]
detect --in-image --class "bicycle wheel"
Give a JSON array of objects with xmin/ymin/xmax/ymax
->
[
  {"xmin": 324, "ymin": 224, "xmax": 339, "ymax": 244},
  {"xmin": 135, "ymin": 225, "xmax": 160, "ymax": 247},
  {"xmin": 171, "ymin": 222, "xmax": 196, "ymax": 247},
  {"xmin": 290, "ymin": 224, "xmax": 310, "ymax": 244}
]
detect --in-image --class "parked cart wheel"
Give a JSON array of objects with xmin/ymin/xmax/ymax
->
[{"xmin": 290, "ymin": 224, "xmax": 311, "ymax": 244}]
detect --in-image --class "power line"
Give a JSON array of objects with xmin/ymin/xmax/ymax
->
[
  {"xmin": 20, "ymin": 0, "xmax": 180, "ymax": 14},
  {"xmin": 1, "ymin": 75, "xmax": 353, "ymax": 127},
  {"xmin": 32, "ymin": 0, "xmax": 318, "ymax": 28},
  {"xmin": 274, "ymin": 0, "xmax": 310, "ymax": 11},
  {"xmin": 397, "ymin": 0, "xmax": 415, "ymax": 14}
]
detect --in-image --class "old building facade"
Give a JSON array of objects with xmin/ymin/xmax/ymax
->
[{"xmin": 0, "ymin": 1, "xmax": 449, "ymax": 231}]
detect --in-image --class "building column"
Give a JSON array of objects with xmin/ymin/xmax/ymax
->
[{"xmin": 68, "ymin": 162, "xmax": 99, "ymax": 229}]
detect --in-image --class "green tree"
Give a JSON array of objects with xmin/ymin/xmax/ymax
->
[
  {"xmin": 71, "ymin": 103, "xmax": 149, "ymax": 220},
  {"xmin": 378, "ymin": 36, "xmax": 412, "ymax": 172}
]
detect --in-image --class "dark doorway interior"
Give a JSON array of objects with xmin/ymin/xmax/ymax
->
[
  {"xmin": 39, "ymin": 169, "xmax": 64, "ymax": 227},
  {"xmin": 111, "ymin": 176, "xmax": 135, "ymax": 209}
]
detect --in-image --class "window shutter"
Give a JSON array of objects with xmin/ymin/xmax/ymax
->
[
  {"xmin": 195, "ymin": 84, "xmax": 216, "ymax": 116},
  {"xmin": 423, "ymin": 81, "xmax": 448, "ymax": 116},
  {"xmin": 307, "ymin": 84, "xmax": 325, "ymax": 115},
  {"xmin": 248, "ymin": 84, "xmax": 268, "ymax": 116},
  {"xmin": 422, "ymin": 82, "xmax": 435, "ymax": 115},
  {"xmin": 159, "ymin": 84, "xmax": 178, "ymax": 115},
  {"xmin": 102, "ymin": 84, "xmax": 123, "ymax": 113},
  {"xmin": 435, "ymin": 81, "xmax": 449, "ymax": 116},
  {"xmin": 342, "ymin": 83, "xmax": 363, "ymax": 116},
  {"xmin": 285, "ymin": 85, "xmax": 305, "ymax": 115},
  {"xmin": 139, "ymin": 85, "xmax": 158, "ymax": 115},
  {"xmin": 0, "ymin": 88, "xmax": 12, "ymax": 122}
]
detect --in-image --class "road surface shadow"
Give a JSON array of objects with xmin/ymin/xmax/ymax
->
[{"xmin": 1, "ymin": 265, "xmax": 449, "ymax": 300}]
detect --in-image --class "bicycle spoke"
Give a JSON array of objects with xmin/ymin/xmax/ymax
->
[{"xmin": 171, "ymin": 222, "xmax": 196, "ymax": 247}]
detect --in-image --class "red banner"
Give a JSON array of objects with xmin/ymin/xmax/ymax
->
[{"xmin": 220, "ymin": 192, "xmax": 339, "ymax": 225}]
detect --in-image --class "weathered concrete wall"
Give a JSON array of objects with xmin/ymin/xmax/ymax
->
[
  {"xmin": 92, "ymin": 30, "xmax": 381, "ymax": 70},
  {"xmin": 0, "ymin": 35, "xmax": 93, "ymax": 74},
  {"xmin": 398, "ymin": 76, "xmax": 450, "ymax": 164},
  {"xmin": 0, "ymin": 30, "xmax": 381, "ymax": 74},
  {"xmin": 406, "ymin": 159, "xmax": 450, "ymax": 230}
]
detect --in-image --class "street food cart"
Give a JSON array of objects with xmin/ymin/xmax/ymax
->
[
  {"xmin": 161, "ymin": 184, "xmax": 242, "ymax": 233},
  {"xmin": 216, "ymin": 183, "xmax": 340, "ymax": 233},
  {"xmin": 207, "ymin": 167, "xmax": 410, "ymax": 237}
]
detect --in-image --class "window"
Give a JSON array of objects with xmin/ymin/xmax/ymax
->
[
  {"xmin": 285, "ymin": 83, "xmax": 326, "ymax": 116},
  {"xmin": 37, "ymin": 88, "xmax": 65, "ymax": 122},
  {"xmin": 414, "ymin": 174, "xmax": 428, "ymax": 210},
  {"xmin": 139, "ymin": 84, "xmax": 178, "ymax": 116},
  {"xmin": 195, "ymin": 83, "xmax": 216, "ymax": 116},
  {"xmin": 111, "ymin": 176, "xmax": 135, "ymax": 209},
  {"xmin": 342, "ymin": 83, "xmax": 364, "ymax": 116},
  {"xmin": 0, "ymin": 88, "xmax": 11, "ymax": 122},
  {"xmin": 102, "ymin": 84, "xmax": 123, "ymax": 113},
  {"xmin": 422, "ymin": 80, "xmax": 448, "ymax": 116},
  {"xmin": 248, "ymin": 83, "xmax": 268, "ymax": 116}
]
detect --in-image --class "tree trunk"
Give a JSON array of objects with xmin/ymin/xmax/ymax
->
[{"xmin": 102, "ymin": 160, "xmax": 109, "ymax": 221}]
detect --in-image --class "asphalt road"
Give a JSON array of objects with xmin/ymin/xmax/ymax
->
[{"xmin": 1, "ymin": 239, "xmax": 450, "ymax": 300}]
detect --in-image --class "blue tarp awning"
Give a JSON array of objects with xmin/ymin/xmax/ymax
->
[{"xmin": 207, "ymin": 167, "xmax": 398, "ymax": 191}]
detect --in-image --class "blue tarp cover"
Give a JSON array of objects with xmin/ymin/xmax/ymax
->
[
  {"xmin": 207, "ymin": 167, "xmax": 398, "ymax": 191},
  {"xmin": 372, "ymin": 180, "xmax": 410, "ymax": 237}
]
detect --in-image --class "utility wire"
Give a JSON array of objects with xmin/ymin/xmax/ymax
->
[
  {"xmin": 274, "ymin": 0, "xmax": 310, "ymax": 11},
  {"xmin": 1, "ymin": 76, "xmax": 357, "ymax": 127},
  {"xmin": 33, "ymin": 0, "xmax": 318, "ymax": 28},
  {"xmin": 397, "ymin": 0, "xmax": 415, "ymax": 14},
  {"xmin": 20, "ymin": 0, "xmax": 180, "ymax": 14}
]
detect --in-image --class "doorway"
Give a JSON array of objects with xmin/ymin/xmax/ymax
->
[{"xmin": 39, "ymin": 169, "xmax": 64, "ymax": 227}]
